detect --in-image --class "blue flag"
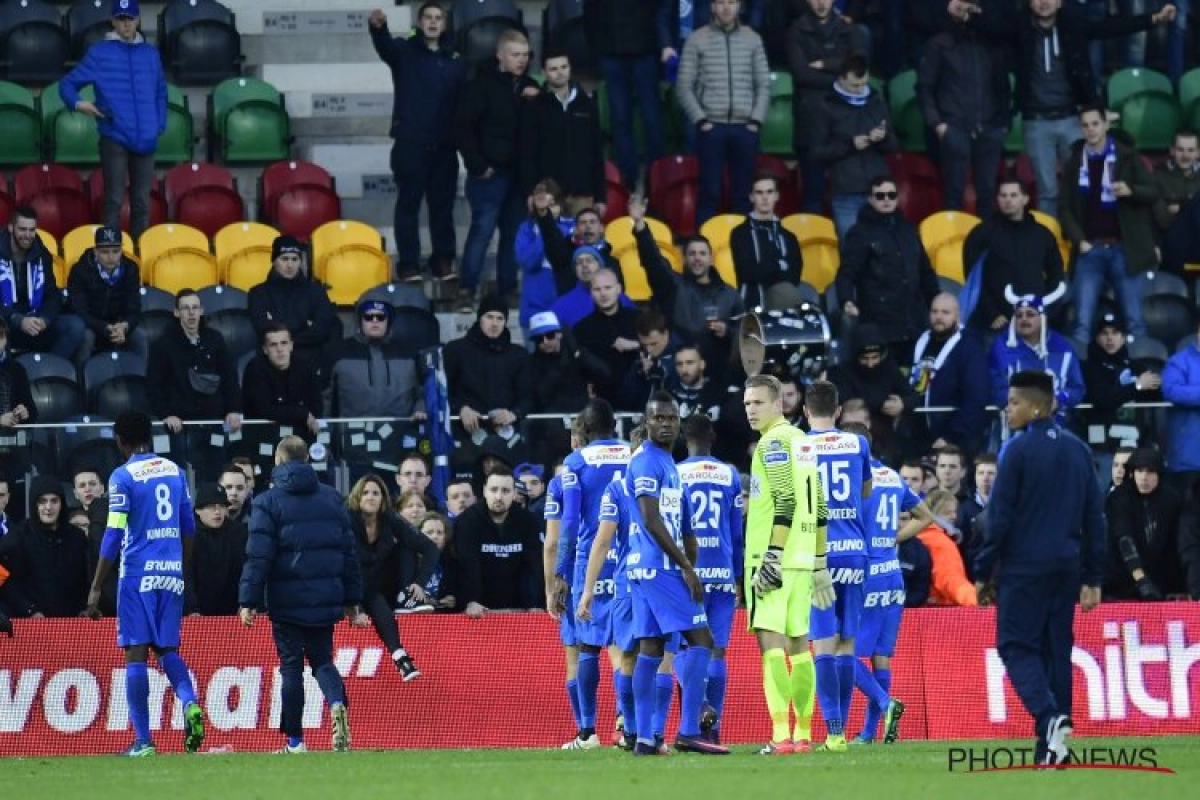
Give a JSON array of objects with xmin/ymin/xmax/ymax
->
[
  {"xmin": 959, "ymin": 249, "xmax": 986, "ymax": 324},
  {"xmin": 422, "ymin": 346, "xmax": 453, "ymax": 506}
]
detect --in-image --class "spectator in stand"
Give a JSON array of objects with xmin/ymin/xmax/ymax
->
[
  {"xmin": 811, "ymin": 56, "xmax": 898, "ymax": 239},
  {"xmin": 397, "ymin": 489, "xmax": 432, "ymax": 527},
  {"xmin": 242, "ymin": 323, "xmax": 323, "ymax": 440},
  {"xmin": 515, "ymin": 462, "xmax": 547, "ymax": 518},
  {"xmin": 787, "ymin": 0, "xmax": 867, "ymax": 213},
  {"xmin": 369, "ymin": 4, "xmax": 466, "ymax": 283},
  {"xmin": 586, "ymin": 0, "xmax": 663, "ymax": 188},
  {"xmin": 418, "ymin": 511, "xmax": 457, "ymax": 610},
  {"xmin": 185, "ymin": 483, "xmax": 246, "ymax": 616},
  {"xmin": 533, "ymin": 200, "xmax": 622, "ymax": 299},
  {"xmin": 1059, "ymin": 106, "xmax": 1156, "ymax": 346},
  {"xmin": 962, "ymin": 178, "xmax": 1065, "ymax": 334},
  {"xmin": 347, "ymin": 475, "xmax": 437, "ymax": 678},
  {"xmin": 454, "ymin": 467, "xmax": 543, "ymax": 617},
  {"xmin": 326, "ymin": 299, "xmax": 426, "ymax": 422},
  {"xmin": 76, "ymin": 466, "xmax": 115, "ymax": 616},
  {"xmin": 1106, "ymin": 448, "xmax": 1188, "ymax": 600},
  {"xmin": 960, "ymin": 0, "xmax": 1176, "ymax": 216},
  {"xmin": 915, "ymin": 487, "xmax": 977, "ymax": 606},
  {"xmin": 146, "ymin": 289, "xmax": 242, "ymax": 479},
  {"xmin": 517, "ymin": 180, "xmax": 575, "ymax": 333},
  {"xmin": 529, "ymin": 311, "xmax": 594, "ymax": 414},
  {"xmin": 916, "ymin": 5, "xmax": 1010, "ymax": 217},
  {"xmin": 910, "ymin": 293, "xmax": 988, "ymax": 456},
  {"xmin": 550, "ymin": 245, "xmax": 636, "ymax": 329},
  {"xmin": 395, "ymin": 452, "xmax": 437, "ymax": 510},
  {"xmin": 780, "ymin": 374, "xmax": 804, "ymax": 426},
  {"xmin": 826, "ymin": 324, "xmax": 915, "ymax": 462},
  {"xmin": 59, "ymin": 0, "xmax": 165, "ymax": 239},
  {"xmin": 729, "ymin": 173, "xmax": 803, "ymax": 311},
  {"xmin": 899, "ymin": 459, "xmax": 926, "ymax": 497},
  {"xmin": 0, "ymin": 207, "xmax": 85, "ymax": 360},
  {"xmin": 835, "ymin": 176, "xmax": 939, "ymax": 363},
  {"xmin": 573, "ymin": 269, "xmax": 642, "ymax": 409},
  {"xmin": 519, "ymin": 51, "xmax": 605, "ymax": 216},
  {"xmin": 67, "ymin": 225, "xmax": 145, "ymax": 364},
  {"xmin": 1154, "ymin": 129, "xmax": 1200, "ymax": 253},
  {"xmin": 935, "ymin": 445, "xmax": 971, "ymax": 507},
  {"xmin": 620, "ymin": 311, "xmax": 680, "ymax": 411},
  {"xmin": 218, "ymin": 463, "xmax": 251, "ymax": 527},
  {"xmin": 0, "ymin": 476, "xmax": 88, "ymax": 617},
  {"xmin": 676, "ymin": 0, "xmax": 771, "ymax": 226},
  {"xmin": 445, "ymin": 478, "xmax": 476, "ymax": 518},
  {"xmin": 988, "ymin": 288, "xmax": 1085, "ymax": 425},
  {"xmin": 444, "ymin": 295, "xmax": 531, "ymax": 437},
  {"xmin": 0, "ymin": 474, "xmax": 10, "ymax": 536},
  {"xmin": 957, "ymin": 453, "xmax": 997, "ymax": 580},
  {"xmin": 669, "ymin": 344, "xmax": 727, "ymax": 419},
  {"xmin": 454, "ymin": 29, "xmax": 539, "ymax": 311},
  {"xmin": 1163, "ymin": 317, "xmax": 1200, "ymax": 496},
  {"xmin": 247, "ymin": 236, "xmax": 339, "ymax": 370},
  {"xmin": 72, "ymin": 468, "xmax": 103, "ymax": 516},
  {"xmin": 1083, "ymin": 309, "xmax": 1162, "ymax": 457}
]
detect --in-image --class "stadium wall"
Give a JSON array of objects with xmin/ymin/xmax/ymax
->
[{"xmin": 1, "ymin": 603, "xmax": 1197, "ymax": 755}]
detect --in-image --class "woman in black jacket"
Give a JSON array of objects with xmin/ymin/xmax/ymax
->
[{"xmin": 347, "ymin": 474, "xmax": 440, "ymax": 682}]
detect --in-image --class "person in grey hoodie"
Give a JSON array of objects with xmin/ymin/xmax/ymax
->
[{"xmin": 325, "ymin": 299, "xmax": 425, "ymax": 420}]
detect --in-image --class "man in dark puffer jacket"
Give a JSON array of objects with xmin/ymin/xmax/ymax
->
[
  {"xmin": 443, "ymin": 294, "xmax": 531, "ymax": 436},
  {"xmin": 247, "ymin": 236, "xmax": 340, "ymax": 368}
]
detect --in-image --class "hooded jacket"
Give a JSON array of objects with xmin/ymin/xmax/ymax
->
[
  {"xmin": 1083, "ymin": 338, "xmax": 1162, "ymax": 448},
  {"xmin": 247, "ymin": 268, "xmax": 340, "ymax": 353},
  {"xmin": 810, "ymin": 86, "xmax": 898, "ymax": 195},
  {"xmin": 369, "ymin": 22, "xmax": 466, "ymax": 146},
  {"xmin": 66, "ymin": 250, "xmax": 142, "ymax": 337},
  {"xmin": 728, "ymin": 216, "xmax": 802, "ymax": 311},
  {"xmin": 239, "ymin": 461, "xmax": 362, "ymax": 626},
  {"xmin": 835, "ymin": 205, "xmax": 941, "ymax": 342},
  {"xmin": 146, "ymin": 322, "xmax": 241, "ymax": 420},
  {"xmin": 1162, "ymin": 339, "xmax": 1200, "ymax": 473},
  {"xmin": 0, "ymin": 477, "xmax": 88, "ymax": 618},
  {"xmin": 326, "ymin": 331, "xmax": 425, "ymax": 419},
  {"xmin": 518, "ymin": 82, "xmax": 606, "ymax": 199},
  {"xmin": 962, "ymin": 211, "xmax": 1065, "ymax": 330},
  {"xmin": 443, "ymin": 323, "xmax": 532, "ymax": 419},
  {"xmin": 454, "ymin": 62, "xmax": 539, "ymax": 177},
  {"xmin": 59, "ymin": 31, "xmax": 166, "ymax": 154},
  {"xmin": 186, "ymin": 514, "xmax": 247, "ymax": 616},
  {"xmin": 1105, "ymin": 477, "xmax": 1187, "ymax": 599}
]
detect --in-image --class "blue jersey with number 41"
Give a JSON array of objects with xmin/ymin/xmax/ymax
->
[{"xmin": 864, "ymin": 460, "xmax": 920, "ymax": 577}]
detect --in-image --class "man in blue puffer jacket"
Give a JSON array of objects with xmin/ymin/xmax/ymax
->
[
  {"xmin": 1163, "ymin": 318, "xmax": 1200, "ymax": 495},
  {"xmin": 59, "ymin": 0, "xmax": 166, "ymax": 239},
  {"xmin": 238, "ymin": 436, "xmax": 367, "ymax": 753}
]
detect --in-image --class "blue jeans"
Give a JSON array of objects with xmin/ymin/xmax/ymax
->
[
  {"xmin": 831, "ymin": 193, "xmax": 869, "ymax": 242},
  {"xmin": 271, "ymin": 620, "xmax": 346, "ymax": 740},
  {"xmin": 1167, "ymin": 0, "xmax": 1191, "ymax": 81},
  {"xmin": 10, "ymin": 312, "xmax": 84, "ymax": 360},
  {"xmin": 695, "ymin": 123, "xmax": 759, "ymax": 226},
  {"xmin": 1023, "ymin": 116, "xmax": 1081, "ymax": 216},
  {"xmin": 1071, "ymin": 242, "xmax": 1147, "ymax": 342},
  {"xmin": 1119, "ymin": 0, "xmax": 1149, "ymax": 65},
  {"xmin": 601, "ymin": 55, "xmax": 664, "ymax": 187},
  {"xmin": 461, "ymin": 169, "xmax": 524, "ymax": 294},
  {"xmin": 939, "ymin": 125, "xmax": 1007, "ymax": 217},
  {"xmin": 1082, "ymin": 0, "xmax": 1108, "ymax": 87},
  {"xmin": 391, "ymin": 141, "xmax": 459, "ymax": 271},
  {"xmin": 797, "ymin": 148, "xmax": 827, "ymax": 214}
]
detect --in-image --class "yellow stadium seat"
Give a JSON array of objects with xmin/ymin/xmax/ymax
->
[
  {"xmin": 36, "ymin": 230, "xmax": 66, "ymax": 288},
  {"xmin": 608, "ymin": 215, "xmax": 682, "ymax": 288},
  {"xmin": 782, "ymin": 214, "xmax": 839, "ymax": 293},
  {"xmin": 699, "ymin": 214, "xmax": 744, "ymax": 287},
  {"xmin": 62, "ymin": 224, "xmax": 137, "ymax": 270},
  {"xmin": 918, "ymin": 211, "xmax": 981, "ymax": 283},
  {"xmin": 321, "ymin": 246, "xmax": 391, "ymax": 305},
  {"xmin": 1029, "ymin": 209, "xmax": 1072, "ymax": 269},
  {"xmin": 311, "ymin": 220, "xmax": 385, "ymax": 283},
  {"xmin": 138, "ymin": 223, "xmax": 216, "ymax": 293},
  {"xmin": 616, "ymin": 248, "xmax": 653, "ymax": 302},
  {"xmin": 215, "ymin": 221, "xmax": 278, "ymax": 289}
]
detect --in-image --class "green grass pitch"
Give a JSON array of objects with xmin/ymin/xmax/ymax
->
[{"xmin": 3, "ymin": 738, "xmax": 1198, "ymax": 800}]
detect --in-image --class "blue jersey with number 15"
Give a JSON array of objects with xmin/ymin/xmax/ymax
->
[
  {"xmin": 678, "ymin": 456, "xmax": 744, "ymax": 585},
  {"xmin": 107, "ymin": 453, "xmax": 195, "ymax": 580},
  {"xmin": 808, "ymin": 429, "xmax": 872, "ymax": 560}
]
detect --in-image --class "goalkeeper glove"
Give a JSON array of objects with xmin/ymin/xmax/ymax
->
[
  {"xmin": 753, "ymin": 546, "xmax": 784, "ymax": 597},
  {"xmin": 812, "ymin": 556, "xmax": 836, "ymax": 610},
  {"xmin": 1136, "ymin": 576, "xmax": 1164, "ymax": 601}
]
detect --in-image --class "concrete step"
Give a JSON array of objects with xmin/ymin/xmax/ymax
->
[
  {"xmin": 257, "ymin": 63, "xmax": 393, "ymax": 119},
  {"xmin": 219, "ymin": 1, "xmax": 408, "ymax": 36}
]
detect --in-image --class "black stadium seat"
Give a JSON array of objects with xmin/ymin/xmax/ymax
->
[
  {"xmin": 66, "ymin": 0, "xmax": 112, "ymax": 61},
  {"xmin": 451, "ymin": 0, "xmax": 524, "ymax": 71},
  {"xmin": 159, "ymin": 0, "xmax": 242, "ymax": 85},
  {"xmin": 0, "ymin": 0, "xmax": 69, "ymax": 85}
]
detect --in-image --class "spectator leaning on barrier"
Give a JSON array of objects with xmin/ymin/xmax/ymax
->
[
  {"xmin": 1162, "ymin": 317, "xmax": 1200, "ymax": 496},
  {"xmin": 326, "ymin": 299, "xmax": 426, "ymax": 421},
  {"xmin": 59, "ymin": 0, "xmax": 165, "ymax": 239},
  {"xmin": 247, "ymin": 235, "xmax": 340, "ymax": 371},
  {"xmin": 917, "ymin": 487, "xmax": 977, "ymax": 607},
  {"xmin": 0, "ymin": 475, "xmax": 89, "ymax": 618},
  {"xmin": 67, "ymin": 225, "xmax": 146, "ymax": 365},
  {"xmin": 0, "ymin": 206, "xmax": 85, "ymax": 360},
  {"xmin": 1105, "ymin": 448, "xmax": 1188, "ymax": 601},
  {"xmin": 910, "ymin": 293, "xmax": 988, "ymax": 456},
  {"xmin": 1082, "ymin": 309, "xmax": 1162, "ymax": 456},
  {"xmin": 242, "ymin": 323, "xmax": 323, "ymax": 440},
  {"xmin": 443, "ymin": 294, "xmax": 531, "ymax": 437},
  {"xmin": 185, "ymin": 483, "xmax": 246, "ymax": 617}
]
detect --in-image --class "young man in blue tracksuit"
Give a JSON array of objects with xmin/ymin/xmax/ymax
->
[
  {"xmin": 974, "ymin": 370, "xmax": 1106, "ymax": 768},
  {"xmin": 60, "ymin": 0, "xmax": 165, "ymax": 239}
]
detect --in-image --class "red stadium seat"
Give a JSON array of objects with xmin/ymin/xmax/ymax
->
[
  {"xmin": 175, "ymin": 185, "xmax": 245, "ymax": 238},
  {"xmin": 272, "ymin": 184, "xmax": 341, "ymax": 241},
  {"xmin": 89, "ymin": 172, "xmax": 168, "ymax": 232},
  {"xmin": 13, "ymin": 164, "xmax": 88, "ymax": 238},
  {"xmin": 260, "ymin": 159, "xmax": 335, "ymax": 221},
  {"xmin": 603, "ymin": 160, "xmax": 629, "ymax": 223},
  {"xmin": 887, "ymin": 152, "xmax": 944, "ymax": 225},
  {"xmin": 648, "ymin": 154, "xmax": 699, "ymax": 237},
  {"xmin": 14, "ymin": 162, "xmax": 82, "ymax": 200},
  {"xmin": 164, "ymin": 162, "xmax": 236, "ymax": 209},
  {"xmin": 753, "ymin": 154, "xmax": 799, "ymax": 217}
]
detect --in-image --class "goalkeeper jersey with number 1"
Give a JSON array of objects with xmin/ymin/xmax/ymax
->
[{"xmin": 747, "ymin": 417, "xmax": 825, "ymax": 571}]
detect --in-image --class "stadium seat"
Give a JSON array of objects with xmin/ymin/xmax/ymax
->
[
  {"xmin": 209, "ymin": 77, "xmax": 291, "ymax": 164},
  {"xmin": 139, "ymin": 286, "xmax": 176, "ymax": 340},
  {"xmin": 311, "ymin": 220, "xmax": 389, "ymax": 304},
  {"xmin": 919, "ymin": 211, "xmax": 981, "ymax": 283},
  {"xmin": 603, "ymin": 160, "xmax": 629, "ymax": 223},
  {"xmin": 451, "ymin": 0, "xmax": 523, "ymax": 68},
  {"xmin": 30, "ymin": 376, "xmax": 85, "ymax": 423},
  {"xmin": 66, "ymin": 0, "xmax": 111, "ymax": 61},
  {"xmin": 139, "ymin": 222, "xmax": 218, "ymax": 294},
  {"xmin": 14, "ymin": 161, "xmax": 79, "ymax": 207},
  {"xmin": 17, "ymin": 352, "xmax": 77, "ymax": 384},
  {"xmin": 938, "ymin": 275, "xmax": 963, "ymax": 295},
  {"xmin": 59, "ymin": 416, "xmax": 124, "ymax": 480},
  {"xmin": 887, "ymin": 70, "xmax": 925, "ymax": 152},
  {"xmin": 165, "ymin": 162, "xmax": 236, "ymax": 209},
  {"xmin": 761, "ymin": 71, "xmax": 794, "ymax": 156},
  {"xmin": 1113, "ymin": 91, "xmax": 1181, "ymax": 151},
  {"xmin": 62, "ymin": 223, "xmax": 137, "ymax": 269},
  {"xmin": 196, "ymin": 283, "xmax": 248, "ymax": 314},
  {"xmin": 214, "ymin": 220, "xmax": 277, "ymax": 289},
  {"xmin": 887, "ymin": 152, "xmax": 944, "ymax": 225},
  {"xmin": 158, "ymin": 0, "xmax": 242, "ymax": 85},
  {"xmin": 1107, "ymin": 67, "xmax": 1173, "ymax": 109},
  {"xmin": 156, "ymin": 84, "xmax": 195, "ymax": 165},
  {"xmin": 206, "ymin": 307, "xmax": 256, "ymax": 360},
  {"xmin": 34, "ymin": 228, "xmax": 66, "ymax": 285},
  {"xmin": 544, "ymin": 0, "xmax": 594, "ymax": 78},
  {"xmin": 391, "ymin": 306, "xmax": 442, "ymax": 352},
  {"xmin": 362, "ymin": 282, "xmax": 432, "ymax": 312},
  {"xmin": 1136, "ymin": 269, "xmax": 1189, "ymax": 299},
  {"xmin": 0, "ymin": 185, "xmax": 14, "ymax": 231},
  {"xmin": 14, "ymin": 163, "xmax": 89, "ymax": 239},
  {"xmin": 171, "ymin": 182, "xmax": 245, "ymax": 239},
  {"xmin": 82, "ymin": 350, "xmax": 146, "ymax": 407},
  {"xmin": 260, "ymin": 159, "xmax": 335, "ymax": 216},
  {"xmin": 782, "ymin": 213, "xmax": 839, "ymax": 293},
  {"xmin": 1026, "ymin": 209, "xmax": 1071, "ymax": 268},
  {"xmin": 648, "ymin": 154, "xmax": 700, "ymax": 237},
  {"xmin": 1180, "ymin": 67, "xmax": 1200, "ymax": 131},
  {"xmin": 0, "ymin": 0, "xmax": 69, "ymax": 85},
  {"xmin": 39, "ymin": 81, "xmax": 99, "ymax": 164},
  {"xmin": 699, "ymin": 213, "xmax": 745, "ymax": 288},
  {"xmin": 605, "ymin": 215, "xmax": 680, "ymax": 301},
  {"xmin": 1142, "ymin": 293, "xmax": 1195, "ymax": 347},
  {"xmin": 753, "ymin": 154, "xmax": 799, "ymax": 217},
  {"xmin": 94, "ymin": 374, "xmax": 147, "ymax": 420},
  {"xmin": 0, "ymin": 81, "xmax": 42, "ymax": 165},
  {"xmin": 88, "ymin": 170, "xmax": 169, "ymax": 232},
  {"xmin": 272, "ymin": 184, "xmax": 342, "ymax": 241}
]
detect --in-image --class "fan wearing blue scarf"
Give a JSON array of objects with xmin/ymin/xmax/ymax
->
[
  {"xmin": 66, "ymin": 224, "xmax": 147, "ymax": 365},
  {"xmin": 0, "ymin": 206, "xmax": 85, "ymax": 360}
]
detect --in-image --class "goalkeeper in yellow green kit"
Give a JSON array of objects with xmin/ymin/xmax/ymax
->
[{"xmin": 743, "ymin": 374, "xmax": 834, "ymax": 755}]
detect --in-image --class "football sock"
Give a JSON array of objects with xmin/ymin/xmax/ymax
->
[
  {"xmin": 789, "ymin": 651, "xmax": 815, "ymax": 742},
  {"xmin": 814, "ymin": 653, "xmax": 843, "ymax": 736},
  {"xmin": 577, "ymin": 651, "xmax": 600, "ymax": 731},
  {"xmin": 705, "ymin": 657, "xmax": 728, "ymax": 728},
  {"xmin": 633, "ymin": 654, "xmax": 662, "ymax": 745},
  {"xmin": 615, "ymin": 671, "xmax": 636, "ymax": 736},
  {"xmin": 763, "ymin": 649, "xmax": 791, "ymax": 743},
  {"xmin": 158, "ymin": 651, "xmax": 197, "ymax": 708},
  {"xmin": 677, "ymin": 646, "xmax": 711, "ymax": 737},
  {"xmin": 125, "ymin": 662, "xmax": 152, "ymax": 744},
  {"xmin": 859, "ymin": 665, "xmax": 891, "ymax": 740},
  {"xmin": 836, "ymin": 655, "xmax": 856, "ymax": 726},
  {"xmin": 565, "ymin": 679, "xmax": 582, "ymax": 730},
  {"xmin": 653, "ymin": 671, "xmax": 674, "ymax": 737}
]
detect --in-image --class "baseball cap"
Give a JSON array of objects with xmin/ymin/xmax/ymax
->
[
  {"xmin": 529, "ymin": 311, "xmax": 561, "ymax": 338},
  {"xmin": 94, "ymin": 226, "xmax": 122, "ymax": 248},
  {"xmin": 514, "ymin": 462, "xmax": 545, "ymax": 482},
  {"xmin": 112, "ymin": 0, "xmax": 139, "ymax": 18},
  {"xmin": 194, "ymin": 483, "xmax": 228, "ymax": 508}
]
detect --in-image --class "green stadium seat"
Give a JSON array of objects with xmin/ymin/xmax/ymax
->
[
  {"xmin": 1112, "ymin": 91, "xmax": 1182, "ymax": 151},
  {"xmin": 156, "ymin": 83, "xmax": 194, "ymax": 165},
  {"xmin": 40, "ymin": 81, "xmax": 99, "ymax": 165},
  {"xmin": 1107, "ymin": 67, "xmax": 1173, "ymax": 109},
  {"xmin": 760, "ymin": 71, "xmax": 793, "ymax": 156},
  {"xmin": 887, "ymin": 69, "xmax": 926, "ymax": 153},
  {"xmin": 0, "ymin": 81, "xmax": 42, "ymax": 166},
  {"xmin": 1177, "ymin": 67, "xmax": 1200, "ymax": 131},
  {"xmin": 208, "ymin": 77, "xmax": 291, "ymax": 164}
]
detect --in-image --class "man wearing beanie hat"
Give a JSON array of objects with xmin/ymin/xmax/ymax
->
[
  {"xmin": 185, "ymin": 483, "xmax": 247, "ymax": 616},
  {"xmin": 59, "ymin": 0, "xmax": 165, "ymax": 239},
  {"xmin": 444, "ymin": 294, "xmax": 531, "ymax": 435},
  {"xmin": 1083, "ymin": 309, "xmax": 1162, "ymax": 458},
  {"xmin": 0, "ymin": 475, "xmax": 89, "ymax": 617},
  {"xmin": 1106, "ymin": 447, "xmax": 1187, "ymax": 601},
  {"xmin": 326, "ymin": 296, "xmax": 426, "ymax": 423},
  {"xmin": 248, "ymin": 235, "xmax": 340, "ymax": 367},
  {"xmin": 67, "ymin": 225, "xmax": 147, "ymax": 365}
]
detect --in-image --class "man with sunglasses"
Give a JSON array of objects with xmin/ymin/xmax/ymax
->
[
  {"xmin": 834, "ymin": 176, "xmax": 939, "ymax": 367},
  {"xmin": 529, "ymin": 312, "xmax": 592, "ymax": 415},
  {"xmin": 326, "ymin": 299, "xmax": 426, "ymax": 424}
]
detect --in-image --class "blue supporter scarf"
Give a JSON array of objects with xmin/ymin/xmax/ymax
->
[
  {"xmin": 1078, "ymin": 135, "xmax": 1117, "ymax": 208},
  {"xmin": 97, "ymin": 262, "xmax": 123, "ymax": 287},
  {"xmin": 833, "ymin": 81, "xmax": 871, "ymax": 106},
  {"xmin": 0, "ymin": 259, "xmax": 45, "ymax": 312}
]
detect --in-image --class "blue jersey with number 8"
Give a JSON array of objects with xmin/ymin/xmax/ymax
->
[{"xmin": 107, "ymin": 453, "xmax": 195, "ymax": 580}]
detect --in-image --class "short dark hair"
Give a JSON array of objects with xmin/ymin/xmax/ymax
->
[
  {"xmin": 935, "ymin": 444, "xmax": 965, "ymax": 467},
  {"xmin": 73, "ymin": 465, "xmax": 101, "ymax": 481},
  {"xmin": 679, "ymin": 235, "xmax": 712, "ymax": 254},
  {"xmin": 675, "ymin": 343, "xmax": 703, "ymax": 360},
  {"xmin": 542, "ymin": 47, "xmax": 568, "ymax": 66},
  {"xmin": 750, "ymin": 171, "xmax": 779, "ymax": 191},
  {"xmin": 400, "ymin": 451, "xmax": 430, "ymax": 471},
  {"xmin": 900, "ymin": 459, "xmax": 924, "ymax": 472},
  {"xmin": 1009, "ymin": 370, "xmax": 1055, "ymax": 403},
  {"xmin": 975, "ymin": 452, "xmax": 998, "ymax": 468},
  {"xmin": 1114, "ymin": 445, "xmax": 1136, "ymax": 459},
  {"xmin": 803, "ymin": 380, "xmax": 839, "ymax": 417},
  {"xmin": 996, "ymin": 176, "xmax": 1028, "ymax": 196},
  {"xmin": 175, "ymin": 288, "xmax": 199, "ymax": 307},
  {"xmin": 11, "ymin": 205, "xmax": 37, "ymax": 223},
  {"xmin": 485, "ymin": 465, "xmax": 514, "ymax": 482},
  {"xmin": 683, "ymin": 413, "xmax": 714, "ymax": 444},
  {"xmin": 260, "ymin": 321, "xmax": 290, "ymax": 345},
  {"xmin": 575, "ymin": 207, "xmax": 602, "ymax": 223},
  {"xmin": 869, "ymin": 174, "xmax": 896, "ymax": 191},
  {"xmin": 635, "ymin": 310, "xmax": 669, "ymax": 337},
  {"xmin": 1079, "ymin": 102, "xmax": 1107, "ymax": 120},
  {"xmin": 219, "ymin": 463, "xmax": 248, "ymax": 482},
  {"xmin": 646, "ymin": 390, "xmax": 678, "ymax": 412},
  {"xmin": 114, "ymin": 410, "xmax": 153, "ymax": 448},
  {"xmin": 578, "ymin": 398, "xmax": 616, "ymax": 440},
  {"xmin": 840, "ymin": 54, "xmax": 868, "ymax": 78},
  {"xmin": 417, "ymin": 1, "xmax": 444, "ymax": 19},
  {"xmin": 1174, "ymin": 128, "xmax": 1199, "ymax": 146},
  {"xmin": 841, "ymin": 421, "xmax": 871, "ymax": 444}
]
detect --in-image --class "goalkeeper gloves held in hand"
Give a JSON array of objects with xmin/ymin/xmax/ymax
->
[
  {"xmin": 811, "ymin": 556, "xmax": 836, "ymax": 610},
  {"xmin": 753, "ymin": 546, "xmax": 784, "ymax": 597}
]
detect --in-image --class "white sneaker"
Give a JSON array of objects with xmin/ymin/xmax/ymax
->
[
  {"xmin": 331, "ymin": 703, "xmax": 351, "ymax": 752},
  {"xmin": 276, "ymin": 742, "xmax": 307, "ymax": 754},
  {"xmin": 561, "ymin": 733, "xmax": 601, "ymax": 750},
  {"xmin": 1044, "ymin": 714, "xmax": 1073, "ymax": 765}
]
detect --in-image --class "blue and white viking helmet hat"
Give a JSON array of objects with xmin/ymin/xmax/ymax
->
[{"xmin": 1004, "ymin": 282, "xmax": 1067, "ymax": 355}]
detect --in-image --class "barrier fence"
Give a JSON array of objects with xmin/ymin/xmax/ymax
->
[{"xmin": 1, "ymin": 602, "xmax": 1197, "ymax": 755}]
